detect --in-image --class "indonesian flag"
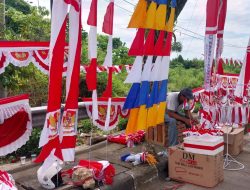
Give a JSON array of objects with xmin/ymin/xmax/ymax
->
[
  {"xmin": 234, "ymin": 37, "xmax": 250, "ymax": 103},
  {"xmin": 101, "ymin": 0, "xmax": 114, "ymax": 131},
  {"xmin": 86, "ymin": 0, "xmax": 98, "ymax": 121},
  {"xmin": 35, "ymin": 0, "xmax": 81, "ymax": 164},
  {"xmin": 35, "ymin": 0, "xmax": 68, "ymax": 163},
  {"xmin": 60, "ymin": 0, "xmax": 81, "ymax": 162},
  {"xmin": 204, "ymin": 0, "xmax": 220, "ymax": 90}
]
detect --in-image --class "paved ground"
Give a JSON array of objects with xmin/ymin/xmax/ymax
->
[{"xmin": 1, "ymin": 135, "xmax": 250, "ymax": 190}]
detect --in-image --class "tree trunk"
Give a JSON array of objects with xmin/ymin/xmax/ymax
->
[{"xmin": 0, "ymin": 83, "xmax": 7, "ymax": 98}]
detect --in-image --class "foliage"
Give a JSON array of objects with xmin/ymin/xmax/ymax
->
[
  {"xmin": 168, "ymin": 66, "xmax": 204, "ymax": 92},
  {"xmin": 172, "ymin": 41, "xmax": 182, "ymax": 52},
  {"xmin": 5, "ymin": 0, "xmax": 31, "ymax": 14},
  {"xmin": 4, "ymin": 6, "xmax": 50, "ymax": 41},
  {"xmin": 7, "ymin": 64, "xmax": 49, "ymax": 106},
  {"xmin": 117, "ymin": 118, "xmax": 128, "ymax": 131}
]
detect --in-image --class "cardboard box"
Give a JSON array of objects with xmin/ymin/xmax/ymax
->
[
  {"xmin": 168, "ymin": 145, "xmax": 224, "ymax": 188},
  {"xmin": 221, "ymin": 127, "xmax": 244, "ymax": 156},
  {"xmin": 184, "ymin": 135, "xmax": 224, "ymax": 155}
]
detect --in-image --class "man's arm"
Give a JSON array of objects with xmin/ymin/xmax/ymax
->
[
  {"xmin": 167, "ymin": 110, "xmax": 191, "ymax": 125},
  {"xmin": 184, "ymin": 110, "xmax": 199, "ymax": 124}
]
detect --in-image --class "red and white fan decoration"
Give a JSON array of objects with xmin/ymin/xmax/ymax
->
[
  {"xmin": 0, "ymin": 170, "xmax": 17, "ymax": 190},
  {"xmin": 83, "ymin": 97, "xmax": 129, "ymax": 131},
  {"xmin": 0, "ymin": 94, "xmax": 32, "ymax": 156},
  {"xmin": 0, "ymin": 41, "xmax": 68, "ymax": 75}
]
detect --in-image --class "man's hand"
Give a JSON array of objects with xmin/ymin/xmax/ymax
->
[
  {"xmin": 183, "ymin": 118, "xmax": 191, "ymax": 126},
  {"xmin": 191, "ymin": 118, "xmax": 199, "ymax": 125}
]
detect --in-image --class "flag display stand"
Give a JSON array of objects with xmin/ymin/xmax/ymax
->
[{"xmin": 223, "ymin": 124, "xmax": 244, "ymax": 171}]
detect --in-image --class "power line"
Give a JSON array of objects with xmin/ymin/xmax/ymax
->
[
  {"xmin": 176, "ymin": 29, "xmax": 246, "ymax": 49},
  {"xmin": 103, "ymin": 0, "xmax": 133, "ymax": 14},
  {"xmin": 103, "ymin": 0, "xmax": 246, "ymax": 49},
  {"xmin": 121, "ymin": 0, "xmax": 136, "ymax": 7}
]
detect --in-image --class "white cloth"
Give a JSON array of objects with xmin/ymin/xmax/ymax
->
[{"xmin": 167, "ymin": 92, "xmax": 189, "ymax": 112}]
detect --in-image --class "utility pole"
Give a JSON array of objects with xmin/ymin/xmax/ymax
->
[{"xmin": 50, "ymin": 0, "xmax": 53, "ymax": 14}]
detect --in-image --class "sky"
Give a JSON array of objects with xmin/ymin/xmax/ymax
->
[{"xmin": 28, "ymin": 0, "xmax": 249, "ymax": 60}]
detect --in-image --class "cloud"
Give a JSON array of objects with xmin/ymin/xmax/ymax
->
[
  {"xmin": 31, "ymin": 0, "xmax": 249, "ymax": 60},
  {"xmin": 176, "ymin": 0, "xmax": 249, "ymax": 60}
]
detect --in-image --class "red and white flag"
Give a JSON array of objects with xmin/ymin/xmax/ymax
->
[
  {"xmin": 35, "ymin": 0, "xmax": 69, "ymax": 163},
  {"xmin": 215, "ymin": 0, "xmax": 227, "ymax": 73},
  {"xmin": 86, "ymin": 0, "xmax": 98, "ymax": 121},
  {"xmin": 234, "ymin": 37, "xmax": 250, "ymax": 104},
  {"xmin": 101, "ymin": 0, "xmax": 114, "ymax": 131},
  {"xmin": 204, "ymin": 0, "xmax": 220, "ymax": 90},
  {"xmin": 60, "ymin": 0, "xmax": 81, "ymax": 162},
  {"xmin": 35, "ymin": 0, "xmax": 81, "ymax": 163}
]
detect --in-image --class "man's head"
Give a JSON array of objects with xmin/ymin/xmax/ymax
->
[{"xmin": 179, "ymin": 88, "xmax": 194, "ymax": 103}]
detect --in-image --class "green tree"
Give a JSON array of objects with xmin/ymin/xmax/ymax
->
[{"xmin": 0, "ymin": 1, "xmax": 50, "ymax": 99}]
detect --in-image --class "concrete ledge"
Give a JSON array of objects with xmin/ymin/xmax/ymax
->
[
  {"xmin": 0, "ymin": 140, "xmax": 108, "ymax": 174},
  {"xmin": 100, "ymin": 172, "xmax": 135, "ymax": 190}
]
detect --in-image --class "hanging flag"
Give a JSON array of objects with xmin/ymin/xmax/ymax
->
[
  {"xmin": 234, "ymin": 37, "xmax": 250, "ymax": 104},
  {"xmin": 124, "ymin": 56, "xmax": 143, "ymax": 135},
  {"xmin": 60, "ymin": 0, "xmax": 82, "ymax": 162},
  {"xmin": 136, "ymin": 29, "xmax": 155, "ymax": 131},
  {"xmin": 147, "ymin": 1, "xmax": 175, "ymax": 126},
  {"xmin": 155, "ymin": 0, "xmax": 168, "ymax": 31},
  {"xmin": 204, "ymin": 0, "xmax": 220, "ymax": 90},
  {"xmin": 146, "ymin": 56, "xmax": 161, "ymax": 128},
  {"xmin": 136, "ymin": 56, "xmax": 153, "ymax": 131},
  {"xmin": 102, "ymin": 0, "xmax": 114, "ymax": 35},
  {"xmin": 128, "ymin": 28, "xmax": 145, "ymax": 56},
  {"xmin": 156, "ymin": 31, "xmax": 172, "ymax": 124},
  {"xmin": 123, "ymin": 56, "xmax": 144, "ymax": 109},
  {"xmin": 35, "ymin": 0, "xmax": 69, "ymax": 163},
  {"xmin": 101, "ymin": 0, "xmax": 115, "ymax": 131},
  {"xmin": 215, "ymin": 0, "xmax": 227, "ymax": 74},
  {"xmin": 144, "ymin": 0, "xmax": 157, "ymax": 29},
  {"xmin": 36, "ymin": 1, "xmax": 82, "ymax": 187},
  {"xmin": 86, "ymin": 0, "xmax": 98, "ymax": 121},
  {"xmin": 127, "ymin": 0, "xmax": 147, "ymax": 28}
]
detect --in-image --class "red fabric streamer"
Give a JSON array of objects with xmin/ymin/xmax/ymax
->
[
  {"xmin": 86, "ymin": 58, "xmax": 97, "ymax": 90},
  {"xmin": 102, "ymin": 2, "xmax": 114, "ymax": 35},
  {"xmin": 87, "ymin": 0, "xmax": 97, "ymax": 26},
  {"xmin": 128, "ymin": 28, "xmax": 145, "ymax": 56}
]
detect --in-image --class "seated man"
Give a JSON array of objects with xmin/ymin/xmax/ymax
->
[{"xmin": 165, "ymin": 88, "xmax": 198, "ymax": 146}]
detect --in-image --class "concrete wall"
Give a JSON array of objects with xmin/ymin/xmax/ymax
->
[{"xmin": 31, "ymin": 102, "xmax": 88, "ymax": 128}]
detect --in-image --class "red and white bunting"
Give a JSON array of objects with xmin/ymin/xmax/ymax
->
[{"xmin": 0, "ymin": 94, "xmax": 32, "ymax": 157}]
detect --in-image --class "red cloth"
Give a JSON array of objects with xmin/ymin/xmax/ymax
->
[
  {"xmin": 143, "ymin": 29, "xmax": 155, "ymax": 55},
  {"xmin": 87, "ymin": 0, "xmax": 97, "ymax": 26},
  {"xmin": 47, "ymin": 19, "xmax": 67, "ymax": 112},
  {"xmin": 163, "ymin": 32, "xmax": 172, "ymax": 56},
  {"xmin": 62, "ymin": 160, "xmax": 115, "ymax": 185},
  {"xmin": 78, "ymin": 160, "xmax": 115, "ymax": 185},
  {"xmin": 0, "ymin": 110, "xmax": 29, "ymax": 148},
  {"xmin": 0, "ymin": 94, "xmax": 29, "ymax": 105},
  {"xmin": 205, "ymin": 0, "xmax": 220, "ymax": 34},
  {"xmin": 108, "ymin": 130, "xmax": 145, "ymax": 145},
  {"xmin": 128, "ymin": 28, "xmax": 145, "ymax": 56},
  {"xmin": 102, "ymin": 2, "xmax": 114, "ymax": 35},
  {"xmin": 154, "ymin": 30, "xmax": 165, "ymax": 56},
  {"xmin": 86, "ymin": 58, "xmax": 97, "ymax": 90},
  {"xmin": 102, "ymin": 68, "xmax": 113, "ymax": 98}
]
